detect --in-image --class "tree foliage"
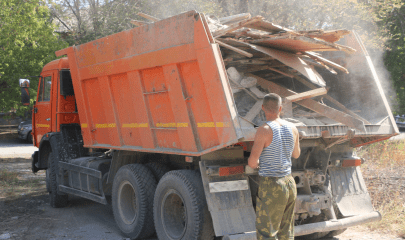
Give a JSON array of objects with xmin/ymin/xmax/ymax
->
[
  {"xmin": 372, "ymin": 0, "xmax": 405, "ymax": 113},
  {"xmin": 0, "ymin": 0, "xmax": 67, "ymax": 115}
]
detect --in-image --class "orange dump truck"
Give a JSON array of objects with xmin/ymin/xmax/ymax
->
[{"xmin": 23, "ymin": 11, "xmax": 398, "ymax": 240}]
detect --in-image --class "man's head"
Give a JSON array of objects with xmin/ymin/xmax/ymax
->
[{"xmin": 262, "ymin": 93, "xmax": 282, "ymax": 115}]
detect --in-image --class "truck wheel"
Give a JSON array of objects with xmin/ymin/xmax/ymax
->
[
  {"xmin": 145, "ymin": 162, "xmax": 170, "ymax": 182},
  {"xmin": 112, "ymin": 164, "xmax": 157, "ymax": 239},
  {"xmin": 154, "ymin": 170, "xmax": 214, "ymax": 240},
  {"xmin": 46, "ymin": 168, "xmax": 50, "ymax": 192},
  {"xmin": 48, "ymin": 152, "xmax": 68, "ymax": 208}
]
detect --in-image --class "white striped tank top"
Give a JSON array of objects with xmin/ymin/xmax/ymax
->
[{"xmin": 258, "ymin": 121, "xmax": 295, "ymax": 177}]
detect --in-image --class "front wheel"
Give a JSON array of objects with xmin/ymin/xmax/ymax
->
[
  {"xmin": 48, "ymin": 152, "xmax": 68, "ymax": 208},
  {"xmin": 112, "ymin": 164, "xmax": 156, "ymax": 239},
  {"xmin": 153, "ymin": 170, "xmax": 214, "ymax": 240}
]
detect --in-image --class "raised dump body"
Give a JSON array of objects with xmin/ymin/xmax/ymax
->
[
  {"xmin": 55, "ymin": 11, "xmax": 242, "ymax": 155},
  {"xmin": 28, "ymin": 10, "xmax": 397, "ymax": 240}
]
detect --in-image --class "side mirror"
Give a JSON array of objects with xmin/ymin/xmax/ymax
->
[
  {"xmin": 19, "ymin": 79, "xmax": 30, "ymax": 106},
  {"xmin": 19, "ymin": 79, "xmax": 30, "ymax": 87}
]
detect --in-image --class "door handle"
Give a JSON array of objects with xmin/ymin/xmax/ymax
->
[
  {"xmin": 46, "ymin": 118, "xmax": 50, "ymax": 121},
  {"xmin": 34, "ymin": 108, "xmax": 38, "ymax": 113}
]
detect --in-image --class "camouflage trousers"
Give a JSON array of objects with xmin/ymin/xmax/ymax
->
[{"xmin": 256, "ymin": 174, "xmax": 297, "ymax": 240}]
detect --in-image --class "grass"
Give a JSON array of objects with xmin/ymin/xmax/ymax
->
[
  {"xmin": 357, "ymin": 139, "xmax": 405, "ymax": 238},
  {"xmin": 0, "ymin": 169, "xmax": 46, "ymax": 200}
]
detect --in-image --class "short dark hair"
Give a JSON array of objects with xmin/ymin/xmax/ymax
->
[{"xmin": 263, "ymin": 93, "xmax": 282, "ymax": 112}]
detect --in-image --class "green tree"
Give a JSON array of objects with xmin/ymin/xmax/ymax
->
[
  {"xmin": 49, "ymin": 0, "xmax": 220, "ymax": 46},
  {"xmin": 0, "ymin": 0, "xmax": 67, "ymax": 115}
]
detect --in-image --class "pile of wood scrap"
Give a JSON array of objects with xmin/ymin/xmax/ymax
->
[
  {"xmin": 135, "ymin": 12, "xmax": 369, "ymax": 132},
  {"xmin": 205, "ymin": 13, "xmax": 369, "ymax": 132}
]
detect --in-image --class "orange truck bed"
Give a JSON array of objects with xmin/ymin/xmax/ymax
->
[{"xmin": 56, "ymin": 11, "xmax": 242, "ymax": 156}]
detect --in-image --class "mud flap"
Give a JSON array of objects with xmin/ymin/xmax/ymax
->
[
  {"xmin": 199, "ymin": 161, "xmax": 256, "ymax": 236},
  {"xmin": 329, "ymin": 166, "xmax": 373, "ymax": 216},
  {"xmin": 31, "ymin": 151, "xmax": 39, "ymax": 173}
]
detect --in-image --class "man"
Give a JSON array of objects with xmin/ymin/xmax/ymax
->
[{"xmin": 248, "ymin": 93, "xmax": 301, "ymax": 240}]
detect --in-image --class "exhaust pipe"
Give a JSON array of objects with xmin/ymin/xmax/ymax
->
[{"xmin": 294, "ymin": 211, "xmax": 382, "ymax": 236}]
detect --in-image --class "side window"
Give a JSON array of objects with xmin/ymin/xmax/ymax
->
[{"xmin": 38, "ymin": 76, "xmax": 51, "ymax": 102}]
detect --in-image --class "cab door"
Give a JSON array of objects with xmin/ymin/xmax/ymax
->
[{"xmin": 33, "ymin": 72, "xmax": 53, "ymax": 145}]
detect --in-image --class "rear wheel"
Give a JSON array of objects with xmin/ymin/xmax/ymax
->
[
  {"xmin": 48, "ymin": 152, "xmax": 68, "ymax": 208},
  {"xmin": 154, "ymin": 170, "xmax": 214, "ymax": 240},
  {"xmin": 112, "ymin": 164, "xmax": 157, "ymax": 239},
  {"xmin": 46, "ymin": 168, "xmax": 50, "ymax": 192},
  {"xmin": 145, "ymin": 162, "xmax": 170, "ymax": 182}
]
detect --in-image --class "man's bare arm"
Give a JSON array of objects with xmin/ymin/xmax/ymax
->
[
  {"xmin": 248, "ymin": 125, "xmax": 271, "ymax": 169},
  {"xmin": 291, "ymin": 126, "xmax": 301, "ymax": 159}
]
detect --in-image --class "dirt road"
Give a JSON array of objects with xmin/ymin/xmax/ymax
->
[{"xmin": 0, "ymin": 134, "xmax": 402, "ymax": 240}]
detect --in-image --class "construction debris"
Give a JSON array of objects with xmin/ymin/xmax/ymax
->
[
  {"xmin": 206, "ymin": 13, "xmax": 367, "ymax": 130},
  {"xmin": 132, "ymin": 12, "xmax": 369, "ymax": 131}
]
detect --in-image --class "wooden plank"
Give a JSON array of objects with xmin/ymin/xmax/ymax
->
[
  {"xmin": 305, "ymin": 51, "xmax": 349, "ymax": 74},
  {"xmin": 285, "ymin": 88, "xmax": 327, "ymax": 102},
  {"xmin": 267, "ymin": 67, "xmax": 295, "ymax": 78},
  {"xmin": 301, "ymin": 57, "xmax": 338, "ymax": 75},
  {"xmin": 250, "ymin": 87, "xmax": 266, "ymax": 98},
  {"xmin": 300, "ymin": 29, "xmax": 351, "ymax": 43},
  {"xmin": 251, "ymin": 74, "xmax": 366, "ymax": 132},
  {"xmin": 212, "ymin": 16, "xmax": 264, "ymax": 38},
  {"xmin": 294, "ymin": 36, "xmax": 356, "ymax": 54},
  {"xmin": 219, "ymin": 13, "xmax": 251, "ymax": 25},
  {"xmin": 290, "ymin": 73, "xmax": 371, "ymax": 124},
  {"xmin": 216, "ymin": 39, "xmax": 253, "ymax": 58},
  {"xmin": 244, "ymin": 100, "xmax": 263, "ymax": 122},
  {"xmin": 137, "ymin": 12, "xmax": 160, "ymax": 22},
  {"xmin": 243, "ymin": 20, "xmax": 298, "ymax": 35},
  {"xmin": 130, "ymin": 19, "xmax": 148, "ymax": 26}
]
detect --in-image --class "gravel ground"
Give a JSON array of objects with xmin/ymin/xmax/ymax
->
[{"xmin": 0, "ymin": 133, "xmax": 403, "ymax": 240}]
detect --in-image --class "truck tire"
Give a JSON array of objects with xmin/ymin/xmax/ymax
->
[
  {"xmin": 153, "ymin": 170, "xmax": 214, "ymax": 240},
  {"xmin": 48, "ymin": 152, "xmax": 68, "ymax": 208},
  {"xmin": 46, "ymin": 168, "xmax": 50, "ymax": 192},
  {"xmin": 145, "ymin": 162, "xmax": 170, "ymax": 182},
  {"xmin": 112, "ymin": 164, "xmax": 157, "ymax": 239}
]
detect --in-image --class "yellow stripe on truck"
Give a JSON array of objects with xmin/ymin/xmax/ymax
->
[
  {"xmin": 36, "ymin": 124, "xmax": 50, "ymax": 128},
  {"xmin": 95, "ymin": 123, "xmax": 116, "ymax": 128},
  {"xmin": 197, "ymin": 122, "xmax": 231, "ymax": 127},
  {"xmin": 122, "ymin": 123, "xmax": 149, "ymax": 128}
]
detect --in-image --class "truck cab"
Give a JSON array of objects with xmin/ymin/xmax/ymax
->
[{"xmin": 31, "ymin": 58, "xmax": 82, "ymax": 172}]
